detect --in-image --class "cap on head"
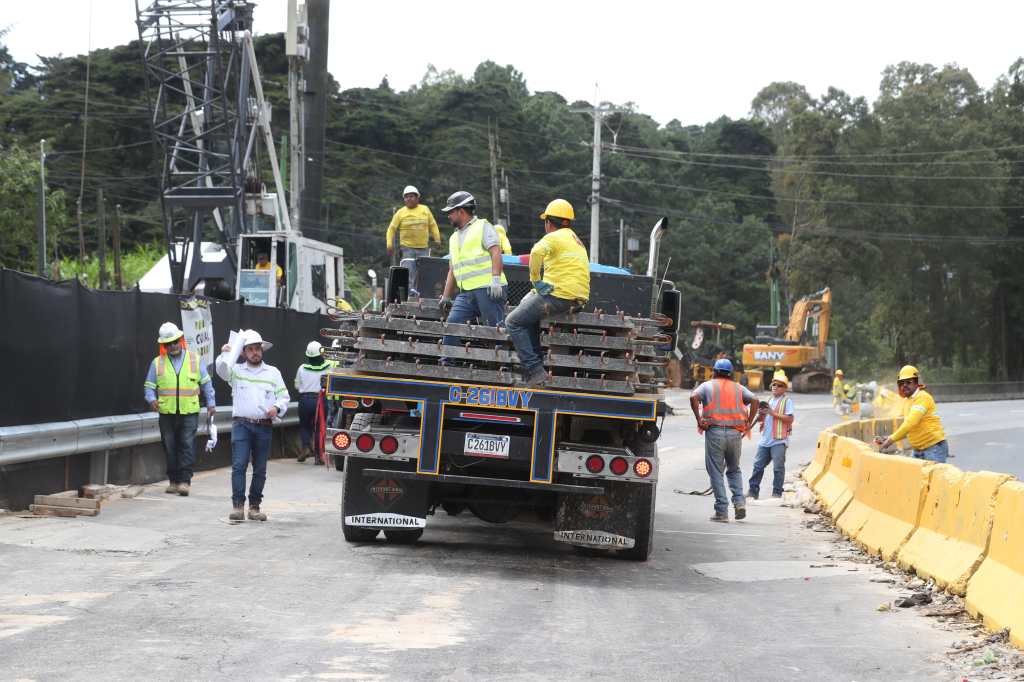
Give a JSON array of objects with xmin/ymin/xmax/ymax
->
[
  {"xmin": 305, "ymin": 341, "xmax": 323, "ymax": 357},
  {"xmin": 158, "ymin": 322, "xmax": 184, "ymax": 344},
  {"xmin": 403, "ymin": 185, "xmax": 419, "ymax": 197},
  {"xmin": 897, "ymin": 365, "xmax": 919, "ymax": 382},
  {"xmin": 713, "ymin": 358, "xmax": 733, "ymax": 374},
  {"xmin": 441, "ymin": 190, "xmax": 476, "ymax": 214},
  {"xmin": 539, "ymin": 198, "xmax": 575, "ymax": 223}
]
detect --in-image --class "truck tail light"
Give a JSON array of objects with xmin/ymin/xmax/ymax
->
[
  {"xmin": 360, "ymin": 398, "xmax": 375, "ymax": 407},
  {"xmin": 634, "ymin": 458, "xmax": 653, "ymax": 478},
  {"xmin": 355, "ymin": 434, "xmax": 375, "ymax": 452},
  {"xmin": 609, "ymin": 457, "xmax": 629, "ymax": 476},
  {"xmin": 585, "ymin": 455, "xmax": 604, "ymax": 473},
  {"xmin": 332, "ymin": 432, "xmax": 351, "ymax": 450},
  {"xmin": 379, "ymin": 436, "xmax": 399, "ymax": 455}
]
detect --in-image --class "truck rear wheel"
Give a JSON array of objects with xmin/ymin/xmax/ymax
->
[
  {"xmin": 340, "ymin": 461, "xmax": 379, "ymax": 542},
  {"xmin": 383, "ymin": 529, "xmax": 423, "ymax": 544},
  {"xmin": 620, "ymin": 441, "xmax": 658, "ymax": 561}
]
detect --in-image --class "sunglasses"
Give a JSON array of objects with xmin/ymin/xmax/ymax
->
[{"xmin": 771, "ymin": 383, "xmax": 786, "ymax": 388}]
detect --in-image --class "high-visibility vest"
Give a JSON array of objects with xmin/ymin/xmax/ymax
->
[
  {"xmin": 703, "ymin": 378, "xmax": 748, "ymax": 430},
  {"xmin": 449, "ymin": 218, "xmax": 507, "ymax": 292},
  {"xmin": 154, "ymin": 350, "xmax": 201, "ymax": 415},
  {"xmin": 769, "ymin": 396, "xmax": 792, "ymax": 440}
]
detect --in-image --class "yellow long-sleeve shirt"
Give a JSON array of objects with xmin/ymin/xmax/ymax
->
[
  {"xmin": 385, "ymin": 205, "xmax": 441, "ymax": 249},
  {"xmin": 891, "ymin": 388, "xmax": 945, "ymax": 450},
  {"xmin": 529, "ymin": 228, "xmax": 590, "ymax": 302},
  {"xmin": 494, "ymin": 224, "xmax": 512, "ymax": 255}
]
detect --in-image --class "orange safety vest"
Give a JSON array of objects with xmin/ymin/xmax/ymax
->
[
  {"xmin": 703, "ymin": 378, "xmax": 748, "ymax": 431},
  {"xmin": 769, "ymin": 396, "xmax": 792, "ymax": 440}
]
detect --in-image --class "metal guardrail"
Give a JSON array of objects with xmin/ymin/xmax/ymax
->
[
  {"xmin": 929, "ymin": 381, "xmax": 1024, "ymax": 403},
  {"xmin": 0, "ymin": 403, "xmax": 299, "ymax": 467}
]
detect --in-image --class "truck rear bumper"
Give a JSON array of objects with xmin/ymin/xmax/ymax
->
[{"xmin": 362, "ymin": 468, "xmax": 604, "ymax": 496}]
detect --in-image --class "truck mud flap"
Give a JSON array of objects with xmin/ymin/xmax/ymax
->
[
  {"xmin": 554, "ymin": 479, "xmax": 652, "ymax": 550},
  {"xmin": 343, "ymin": 456, "xmax": 430, "ymax": 529}
]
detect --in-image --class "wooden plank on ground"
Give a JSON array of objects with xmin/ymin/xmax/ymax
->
[
  {"xmin": 33, "ymin": 495, "xmax": 100, "ymax": 510},
  {"xmin": 30, "ymin": 504, "xmax": 99, "ymax": 517}
]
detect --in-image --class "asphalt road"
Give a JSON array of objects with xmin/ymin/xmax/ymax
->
[{"xmin": 1, "ymin": 395, "xmax": 1016, "ymax": 680}]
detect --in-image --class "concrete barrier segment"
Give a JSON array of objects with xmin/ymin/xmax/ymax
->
[
  {"xmin": 803, "ymin": 431, "xmax": 838, "ymax": 487},
  {"xmin": 836, "ymin": 450, "xmax": 931, "ymax": 560},
  {"xmin": 812, "ymin": 436, "xmax": 865, "ymax": 519},
  {"xmin": 897, "ymin": 467, "xmax": 1013, "ymax": 595},
  {"xmin": 965, "ymin": 481, "xmax": 1024, "ymax": 649}
]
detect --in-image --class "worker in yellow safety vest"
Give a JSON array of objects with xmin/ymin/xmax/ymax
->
[
  {"xmin": 832, "ymin": 369, "xmax": 844, "ymax": 408},
  {"xmin": 143, "ymin": 322, "xmax": 216, "ymax": 497},
  {"xmin": 879, "ymin": 365, "xmax": 948, "ymax": 462},
  {"xmin": 386, "ymin": 185, "xmax": 441, "ymax": 297},
  {"xmin": 438, "ymin": 191, "xmax": 507, "ymax": 347},
  {"xmin": 505, "ymin": 198, "xmax": 590, "ymax": 386},
  {"xmin": 690, "ymin": 358, "xmax": 759, "ymax": 522}
]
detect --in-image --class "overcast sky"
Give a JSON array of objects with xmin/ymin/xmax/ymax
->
[{"xmin": 5, "ymin": 1, "xmax": 1023, "ymax": 126}]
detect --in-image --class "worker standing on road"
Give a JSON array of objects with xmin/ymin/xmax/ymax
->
[
  {"xmin": 294, "ymin": 341, "xmax": 331, "ymax": 465},
  {"xmin": 144, "ymin": 322, "xmax": 216, "ymax": 497},
  {"xmin": 438, "ymin": 191, "xmax": 507, "ymax": 346},
  {"xmin": 505, "ymin": 199, "xmax": 590, "ymax": 387},
  {"xmin": 216, "ymin": 330, "xmax": 290, "ymax": 522},
  {"xmin": 878, "ymin": 365, "xmax": 948, "ymax": 462},
  {"xmin": 832, "ymin": 369, "xmax": 845, "ymax": 409},
  {"xmin": 689, "ymin": 358, "xmax": 759, "ymax": 522},
  {"xmin": 747, "ymin": 370, "xmax": 795, "ymax": 500},
  {"xmin": 385, "ymin": 185, "xmax": 441, "ymax": 298}
]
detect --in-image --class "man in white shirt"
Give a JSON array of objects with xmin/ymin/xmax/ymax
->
[
  {"xmin": 294, "ymin": 341, "xmax": 332, "ymax": 464},
  {"xmin": 216, "ymin": 329, "xmax": 290, "ymax": 522}
]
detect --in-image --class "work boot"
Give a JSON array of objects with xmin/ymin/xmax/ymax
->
[
  {"xmin": 248, "ymin": 506, "xmax": 267, "ymax": 522},
  {"xmin": 177, "ymin": 482, "xmax": 190, "ymax": 496},
  {"xmin": 524, "ymin": 368, "xmax": 547, "ymax": 387},
  {"xmin": 734, "ymin": 506, "xmax": 747, "ymax": 520},
  {"xmin": 297, "ymin": 447, "xmax": 308, "ymax": 463},
  {"xmin": 746, "ymin": 491, "xmax": 759, "ymax": 501},
  {"xmin": 709, "ymin": 513, "xmax": 729, "ymax": 523},
  {"xmin": 228, "ymin": 505, "xmax": 245, "ymax": 521},
  {"xmin": 165, "ymin": 482, "xmax": 179, "ymax": 494}
]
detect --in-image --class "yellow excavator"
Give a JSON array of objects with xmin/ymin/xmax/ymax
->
[{"xmin": 741, "ymin": 287, "xmax": 836, "ymax": 392}]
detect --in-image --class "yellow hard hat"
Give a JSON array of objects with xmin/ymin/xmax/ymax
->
[
  {"xmin": 898, "ymin": 365, "xmax": 919, "ymax": 382},
  {"xmin": 835, "ymin": 369, "xmax": 844, "ymax": 377},
  {"xmin": 539, "ymin": 198, "xmax": 575, "ymax": 222},
  {"xmin": 771, "ymin": 370, "xmax": 789, "ymax": 387}
]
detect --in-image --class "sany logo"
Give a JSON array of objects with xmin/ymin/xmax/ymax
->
[{"xmin": 753, "ymin": 351, "xmax": 787, "ymax": 361}]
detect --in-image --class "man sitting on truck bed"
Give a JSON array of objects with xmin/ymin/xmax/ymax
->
[
  {"xmin": 506, "ymin": 199, "xmax": 590, "ymax": 387},
  {"xmin": 438, "ymin": 191, "xmax": 508, "ymax": 347}
]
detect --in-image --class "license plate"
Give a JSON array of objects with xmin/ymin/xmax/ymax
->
[{"xmin": 464, "ymin": 433, "xmax": 510, "ymax": 459}]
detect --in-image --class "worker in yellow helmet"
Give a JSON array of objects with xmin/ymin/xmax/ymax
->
[
  {"xmin": 832, "ymin": 369, "xmax": 845, "ymax": 407},
  {"xmin": 506, "ymin": 199, "xmax": 590, "ymax": 386},
  {"xmin": 879, "ymin": 365, "xmax": 947, "ymax": 462}
]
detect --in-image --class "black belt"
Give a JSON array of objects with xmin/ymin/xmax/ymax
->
[
  {"xmin": 299, "ymin": 392, "xmax": 320, "ymax": 397},
  {"xmin": 234, "ymin": 416, "xmax": 273, "ymax": 426}
]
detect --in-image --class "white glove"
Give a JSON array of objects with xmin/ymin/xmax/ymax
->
[
  {"xmin": 488, "ymin": 276, "xmax": 504, "ymax": 301},
  {"xmin": 206, "ymin": 421, "xmax": 218, "ymax": 452}
]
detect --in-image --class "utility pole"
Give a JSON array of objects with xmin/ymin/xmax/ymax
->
[
  {"xmin": 97, "ymin": 188, "xmax": 108, "ymax": 289},
  {"xmin": 618, "ymin": 218, "xmax": 624, "ymax": 268},
  {"xmin": 286, "ymin": 0, "xmax": 307, "ymax": 233},
  {"xmin": 301, "ymin": 0, "xmax": 330, "ymax": 237},
  {"xmin": 36, "ymin": 139, "xmax": 47, "ymax": 278},
  {"xmin": 572, "ymin": 95, "xmax": 628, "ymax": 263},
  {"xmin": 113, "ymin": 204, "xmax": 123, "ymax": 289},
  {"xmin": 488, "ymin": 119, "xmax": 500, "ymax": 224},
  {"xmin": 500, "ymin": 169, "xmax": 510, "ymax": 229}
]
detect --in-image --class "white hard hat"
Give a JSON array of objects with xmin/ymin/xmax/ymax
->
[
  {"xmin": 242, "ymin": 329, "xmax": 273, "ymax": 351},
  {"xmin": 158, "ymin": 322, "xmax": 184, "ymax": 344},
  {"xmin": 305, "ymin": 341, "xmax": 323, "ymax": 357},
  {"xmin": 403, "ymin": 185, "xmax": 419, "ymax": 197}
]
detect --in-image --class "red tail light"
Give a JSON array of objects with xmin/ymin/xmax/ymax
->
[
  {"xmin": 360, "ymin": 398, "xmax": 375, "ymax": 407},
  {"xmin": 609, "ymin": 457, "xmax": 629, "ymax": 476},
  {"xmin": 355, "ymin": 434, "xmax": 375, "ymax": 452},
  {"xmin": 379, "ymin": 436, "xmax": 399, "ymax": 455},
  {"xmin": 634, "ymin": 458, "xmax": 653, "ymax": 478},
  {"xmin": 332, "ymin": 432, "xmax": 351, "ymax": 450},
  {"xmin": 585, "ymin": 455, "xmax": 604, "ymax": 473}
]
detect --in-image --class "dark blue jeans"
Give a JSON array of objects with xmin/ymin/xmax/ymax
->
[
  {"xmin": 159, "ymin": 412, "xmax": 199, "ymax": 484},
  {"xmin": 505, "ymin": 291, "xmax": 573, "ymax": 374},
  {"xmin": 298, "ymin": 393, "xmax": 321, "ymax": 449},
  {"xmin": 912, "ymin": 440, "xmax": 948, "ymax": 463},
  {"xmin": 231, "ymin": 420, "xmax": 272, "ymax": 507},
  {"xmin": 442, "ymin": 287, "xmax": 506, "ymax": 346},
  {"xmin": 705, "ymin": 427, "xmax": 745, "ymax": 516},
  {"xmin": 748, "ymin": 443, "xmax": 787, "ymax": 497}
]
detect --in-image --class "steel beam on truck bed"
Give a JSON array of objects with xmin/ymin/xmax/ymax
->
[
  {"xmin": 351, "ymin": 358, "xmax": 517, "ymax": 385},
  {"xmin": 357, "ymin": 337, "xmax": 520, "ymax": 364},
  {"xmin": 358, "ymin": 316, "xmax": 512, "ymax": 341}
]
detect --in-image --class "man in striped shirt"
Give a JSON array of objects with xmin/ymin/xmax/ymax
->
[{"xmin": 747, "ymin": 371, "xmax": 795, "ymax": 500}]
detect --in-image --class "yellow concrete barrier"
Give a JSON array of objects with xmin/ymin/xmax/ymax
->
[
  {"xmin": 835, "ymin": 450, "xmax": 931, "ymax": 560},
  {"xmin": 811, "ymin": 436, "xmax": 865, "ymax": 518},
  {"xmin": 803, "ymin": 431, "xmax": 837, "ymax": 487},
  {"xmin": 897, "ymin": 466, "xmax": 1012, "ymax": 595},
  {"xmin": 966, "ymin": 481, "xmax": 1024, "ymax": 649}
]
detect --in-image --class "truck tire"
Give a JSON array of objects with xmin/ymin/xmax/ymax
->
[
  {"xmin": 340, "ymin": 460, "xmax": 379, "ymax": 543},
  {"xmin": 383, "ymin": 528, "xmax": 423, "ymax": 544},
  {"xmin": 620, "ymin": 441, "xmax": 658, "ymax": 561}
]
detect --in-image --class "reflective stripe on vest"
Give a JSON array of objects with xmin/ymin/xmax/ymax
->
[
  {"xmin": 155, "ymin": 350, "xmax": 201, "ymax": 414},
  {"xmin": 449, "ymin": 218, "xmax": 507, "ymax": 292},
  {"xmin": 770, "ymin": 396, "xmax": 791, "ymax": 440},
  {"xmin": 703, "ymin": 378, "xmax": 747, "ymax": 429}
]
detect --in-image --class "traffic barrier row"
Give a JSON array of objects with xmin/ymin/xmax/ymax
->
[{"xmin": 806, "ymin": 417, "xmax": 1022, "ymax": 649}]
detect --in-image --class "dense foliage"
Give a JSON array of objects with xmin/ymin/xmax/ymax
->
[{"xmin": 1, "ymin": 34, "xmax": 1021, "ymax": 380}]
